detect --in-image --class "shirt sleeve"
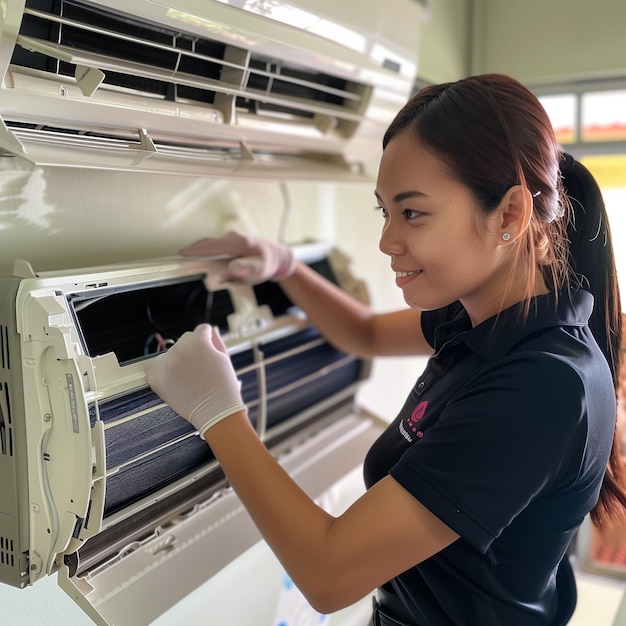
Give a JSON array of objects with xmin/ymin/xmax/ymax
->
[{"xmin": 389, "ymin": 351, "xmax": 591, "ymax": 553}]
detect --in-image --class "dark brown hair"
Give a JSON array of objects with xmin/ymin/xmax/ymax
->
[{"xmin": 384, "ymin": 74, "xmax": 625, "ymax": 526}]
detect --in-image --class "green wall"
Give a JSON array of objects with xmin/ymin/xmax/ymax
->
[{"xmin": 418, "ymin": 0, "xmax": 626, "ymax": 86}]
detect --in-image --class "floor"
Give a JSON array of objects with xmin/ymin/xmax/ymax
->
[
  {"xmin": 569, "ymin": 517, "xmax": 626, "ymax": 626},
  {"xmin": 569, "ymin": 571, "xmax": 626, "ymax": 625}
]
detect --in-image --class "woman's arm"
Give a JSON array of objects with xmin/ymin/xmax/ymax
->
[
  {"xmin": 145, "ymin": 325, "xmax": 457, "ymax": 614},
  {"xmin": 204, "ymin": 411, "xmax": 459, "ymax": 614},
  {"xmin": 279, "ymin": 262, "xmax": 432, "ymax": 358},
  {"xmin": 180, "ymin": 232, "xmax": 434, "ymax": 358}
]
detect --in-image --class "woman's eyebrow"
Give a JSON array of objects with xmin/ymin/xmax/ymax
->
[{"xmin": 374, "ymin": 189, "xmax": 428, "ymax": 204}]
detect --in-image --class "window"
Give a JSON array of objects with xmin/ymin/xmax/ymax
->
[
  {"xmin": 539, "ymin": 94, "xmax": 577, "ymax": 144},
  {"xmin": 581, "ymin": 90, "xmax": 626, "ymax": 142},
  {"xmin": 537, "ymin": 83, "xmax": 626, "ymax": 303}
]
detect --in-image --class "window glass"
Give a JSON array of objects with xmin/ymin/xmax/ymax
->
[
  {"xmin": 581, "ymin": 90, "xmax": 626, "ymax": 142},
  {"xmin": 539, "ymin": 94, "xmax": 576, "ymax": 144}
]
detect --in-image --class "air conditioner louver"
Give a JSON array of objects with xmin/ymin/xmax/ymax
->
[
  {"xmin": 15, "ymin": 2, "xmax": 366, "ymax": 128},
  {"xmin": 0, "ymin": 0, "xmax": 422, "ymax": 179}
]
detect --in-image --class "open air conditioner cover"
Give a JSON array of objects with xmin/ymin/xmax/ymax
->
[
  {"xmin": 0, "ymin": 246, "xmax": 381, "ymax": 625},
  {"xmin": 0, "ymin": 0, "xmax": 424, "ymax": 180}
]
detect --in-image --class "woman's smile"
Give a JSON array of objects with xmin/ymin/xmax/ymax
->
[{"xmin": 395, "ymin": 269, "xmax": 422, "ymax": 287}]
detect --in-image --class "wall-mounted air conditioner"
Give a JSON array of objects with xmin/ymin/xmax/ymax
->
[
  {"xmin": 0, "ymin": 0, "xmax": 424, "ymax": 180},
  {"xmin": 0, "ymin": 246, "xmax": 382, "ymax": 625}
]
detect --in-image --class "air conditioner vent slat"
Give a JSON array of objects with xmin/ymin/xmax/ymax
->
[
  {"xmin": 19, "ymin": 35, "xmax": 363, "ymax": 108},
  {"xmin": 4, "ymin": 122, "xmax": 371, "ymax": 182},
  {"xmin": 0, "ymin": 325, "xmax": 9, "ymax": 371},
  {"xmin": 0, "ymin": 381, "xmax": 14, "ymax": 458},
  {"xmin": 24, "ymin": 7, "xmax": 233, "ymax": 79},
  {"xmin": 15, "ymin": 0, "xmax": 368, "ymax": 127},
  {"xmin": 0, "ymin": 536, "xmax": 16, "ymax": 568}
]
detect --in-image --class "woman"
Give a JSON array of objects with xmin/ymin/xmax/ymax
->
[{"xmin": 146, "ymin": 74, "xmax": 626, "ymax": 625}]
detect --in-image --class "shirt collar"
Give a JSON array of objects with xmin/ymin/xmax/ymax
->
[{"xmin": 434, "ymin": 289, "xmax": 594, "ymax": 360}]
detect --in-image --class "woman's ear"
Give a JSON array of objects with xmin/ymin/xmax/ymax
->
[{"xmin": 498, "ymin": 185, "xmax": 532, "ymax": 244}]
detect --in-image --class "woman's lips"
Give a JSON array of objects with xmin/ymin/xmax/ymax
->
[{"xmin": 395, "ymin": 269, "xmax": 422, "ymax": 287}]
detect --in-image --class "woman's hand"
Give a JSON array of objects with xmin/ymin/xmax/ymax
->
[
  {"xmin": 145, "ymin": 324, "xmax": 246, "ymax": 436},
  {"xmin": 180, "ymin": 231, "xmax": 296, "ymax": 285}
]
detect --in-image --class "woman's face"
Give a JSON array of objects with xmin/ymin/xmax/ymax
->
[{"xmin": 375, "ymin": 132, "xmax": 513, "ymax": 325}]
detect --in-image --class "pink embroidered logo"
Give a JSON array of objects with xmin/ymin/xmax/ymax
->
[{"xmin": 407, "ymin": 401, "xmax": 428, "ymax": 438}]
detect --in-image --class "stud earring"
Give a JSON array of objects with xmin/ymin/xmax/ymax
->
[{"xmin": 502, "ymin": 233, "xmax": 511, "ymax": 241}]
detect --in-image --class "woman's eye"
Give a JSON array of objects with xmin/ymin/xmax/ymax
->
[
  {"xmin": 375, "ymin": 206, "xmax": 422, "ymax": 220},
  {"xmin": 403, "ymin": 209, "xmax": 421, "ymax": 220}
]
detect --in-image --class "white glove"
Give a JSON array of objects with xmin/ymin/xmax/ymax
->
[
  {"xmin": 145, "ymin": 324, "xmax": 246, "ymax": 437},
  {"xmin": 180, "ymin": 231, "xmax": 296, "ymax": 286}
]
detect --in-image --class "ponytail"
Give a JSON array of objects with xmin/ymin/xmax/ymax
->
[{"xmin": 561, "ymin": 153, "xmax": 626, "ymax": 525}]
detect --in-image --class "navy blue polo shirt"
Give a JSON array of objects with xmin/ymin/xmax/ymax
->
[{"xmin": 363, "ymin": 289, "xmax": 615, "ymax": 625}]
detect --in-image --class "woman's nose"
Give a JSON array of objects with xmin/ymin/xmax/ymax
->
[{"xmin": 379, "ymin": 220, "xmax": 405, "ymax": 257}]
